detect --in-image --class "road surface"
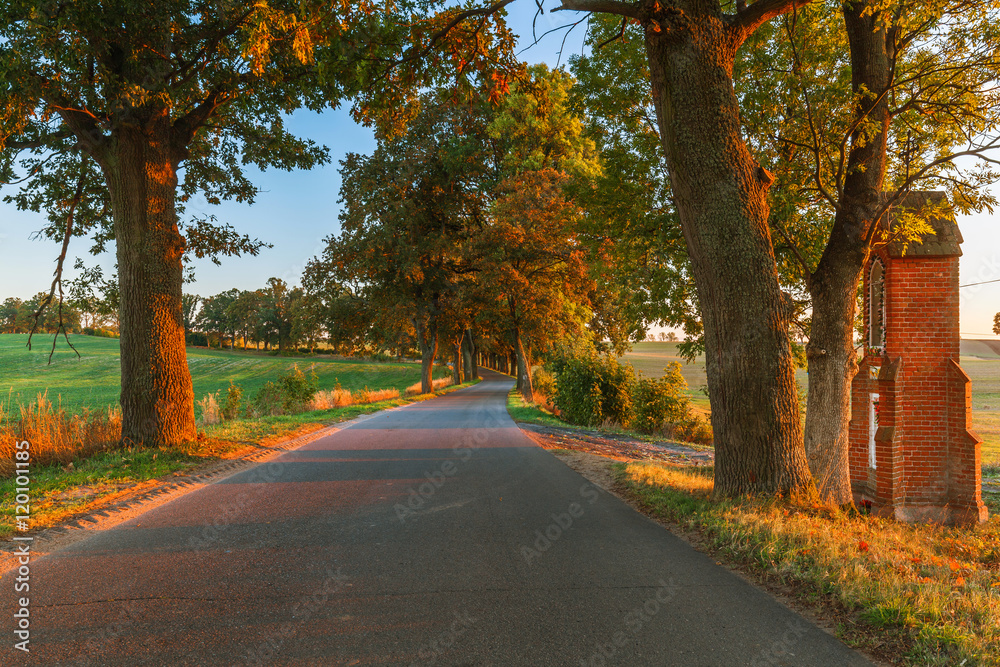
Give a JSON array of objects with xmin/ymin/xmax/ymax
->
[{"xmin": 2, "ymin": 370, "xmax": 871, "ymax": 665}]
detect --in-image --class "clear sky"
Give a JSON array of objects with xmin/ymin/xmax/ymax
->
[{"xmin": 1, "ymin": 3, "xmax": 998, "ymax": 339}]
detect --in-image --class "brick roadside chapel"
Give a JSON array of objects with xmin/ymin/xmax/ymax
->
[{"xmin": 849, "ymin": 191, "xmax": 988, "ymax": 525}]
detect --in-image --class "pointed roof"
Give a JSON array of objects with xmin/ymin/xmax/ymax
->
[{"xmin": 886, "ymin": 191, "xmax": 963, "ymax": 258}]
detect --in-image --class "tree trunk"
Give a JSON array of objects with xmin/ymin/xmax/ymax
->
[
  {"xmin": 414, "ymin": 314, "xmax": 438, "ymax": 394},
  {"xmin": 462, "ymin": 328, "xmax": 476, "ymax": 380},
  {"xmin": 804, "ymin": 1, "xmax": 892, "ymax": 505},
  {"xmin": 452, "ymin": 337, "xmax": 462, "ymax": 385},
  {"xmin": 514, "ymin": 326, "xmax": 533, "ymax": 401},
  {"xmin": 644, "ymin": 10, "xmax": 814, "ymax": 498},
  {"xmin": 103, "ymin": 124, "xmax": 196, "ymax": 447}
]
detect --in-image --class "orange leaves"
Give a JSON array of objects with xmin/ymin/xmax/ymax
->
[
  {"xmin": 487, "ymin": 71, "xmax": 510, "ymax": 105},
  {"xmin": 857, "ymin": 540, "xmax": 870, "ymax": 552}
]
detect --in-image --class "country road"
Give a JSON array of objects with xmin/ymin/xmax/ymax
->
[{"xmin": 2, "ymin": 370, "xmax": 871, "ymax": 666}]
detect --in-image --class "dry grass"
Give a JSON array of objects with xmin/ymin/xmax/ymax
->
[
  {"xmin": 532, "ymin": 390, "xmax": 557, "ymax": 413},
  {"xmin": 309, "ymin": 387, "xmax": 401, "ymax": 410},
  {"xmin": 196, "ymin": 392, "xmax": 222, "ymax": 426},
  {"xmin": 404, "ymin": 377, "xmax": 453, "ymax": 396},
  {"xmin": 0, "ymin": 392, "xmax": 122, "ymax": 477},
  {"xmin": 619, "ymin": 461, "xmax": 1000, "ymax": 666}
]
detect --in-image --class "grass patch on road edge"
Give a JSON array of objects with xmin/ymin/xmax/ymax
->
[
  {"xmin": 1, "ymin": 379, "xmax": 480, "ymax": 538},
  {"xmin": 615, "ymin": 460, "xmax": 1000, "ymax": 666},
  {"xmin": 506, "ymin": 390, "xmax": 566, "ymax": 429}
]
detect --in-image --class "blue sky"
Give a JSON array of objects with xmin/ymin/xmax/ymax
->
[{"xmin": 2, "ymin": 2, "xmax": 998, "ymax": 338}]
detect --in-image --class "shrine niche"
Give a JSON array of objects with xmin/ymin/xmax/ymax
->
[{"xmin": 848, "ymin": 192, "xmax": 987, "ymax": 525}]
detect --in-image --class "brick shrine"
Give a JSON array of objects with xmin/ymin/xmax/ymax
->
[{"xmin": 848, "ymin": 191, "xmax": 988, "ymax": 525}]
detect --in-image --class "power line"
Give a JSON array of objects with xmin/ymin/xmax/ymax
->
[{"xmin": 960, "ymin": 278, "xmax": 1000, "ymax": 288}]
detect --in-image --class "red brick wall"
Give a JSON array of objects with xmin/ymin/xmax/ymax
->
[
  {"xmin": 885, "ymin": 254, "xmax": 958, "ymax": 504},
  {"xmin": 849, "ymin": 248, "xmax": 986, "ymax": 523}
]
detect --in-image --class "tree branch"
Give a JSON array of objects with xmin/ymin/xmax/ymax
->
[
  {"xmin": 555, "ymin": 0, "xmax": 641, "ymax": 18},
  {"xmin": 27, "ymin": 157, "xmax": 88, "ymax": 363},
  {"xmin": 171, "ymin": 88, "xmax": 230, "ymax": 162},
  {"xmin": 773, "ymin": 217, "xmax": 813, "ymax": 283},
  {"xmin": 730, "ymin": 0, "xmax": 812, "ymax": 46},
  {"xmin": 4, "ymin": 128, "xmax": 75, "ymax": 151}
]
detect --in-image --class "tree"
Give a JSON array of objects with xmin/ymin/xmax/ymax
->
[
  {"xmin": 569, "ymin": 23, "xmax": 699, "ymax": 354},
  {"xmin": 289, "ymin": 287, "xmax": 324, "ymax": 353},
  {"xmin": 1, "ymin": 1, "xmax": 519, "ymax": 446},
  {"xmin": 0, "ymin": 298, "xmax": 22, "ymax": 333},
  {"xmin": 994, "ymin": 313, "xmax": 1000, "ymax": 337},
  {"xmin": 307, "ymin": 88, "xmax": 488, "ymax": 392},
  {"xmin": 550, "ymin": 0, "xmax": 817, "ymax": 497},
  {"xmin": 258, "ymin": 278, "xmax": 295, "ymax": 353},
  {"xmin": 480, "ymin": 169, "xmax": 595, "ymax": 400},
  {"xmin": 474, "ymin": 65, "xmax": 601, "ymax": 400}
]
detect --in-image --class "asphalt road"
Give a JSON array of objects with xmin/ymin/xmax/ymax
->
[{"xmin": 2, "ymin": 370, "xmax": 872, "ymax": 666}]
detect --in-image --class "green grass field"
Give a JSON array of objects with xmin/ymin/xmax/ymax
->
[
  {"xmin": 623, "ymin": 340, "xmax": 1000, "ymax": 464},
  {"xmin": 0, "ymin": 333, "xmax": 447, "ymax": 419}
]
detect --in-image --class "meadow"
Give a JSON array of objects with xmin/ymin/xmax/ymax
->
[
  {"xmin": 623, "ymin": 340, "xmax": 1000, "ymax": 464},
  {"xmin": 0, "ymin": 333, "xmax": 446, "ymax": 419}
]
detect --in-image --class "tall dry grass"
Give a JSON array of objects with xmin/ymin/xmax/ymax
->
[
  {"xmin": 196, "ymin": 392, "xmax": 222, "ymax": 426},
  {"xmin": 309, "ymin": 387, "xmax": 400, "ymax": 410},
  {"xmin": 0, "ymin": 392, "xmax": 122, "ymax": 477},
  {"xmin": 404, "ymin": 378, "xmax": 453, "ymax": 396}
]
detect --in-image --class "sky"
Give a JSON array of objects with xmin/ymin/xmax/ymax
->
[{"xmin": 1, "ymin": 3, "xmax": 998, "ymax": 339}]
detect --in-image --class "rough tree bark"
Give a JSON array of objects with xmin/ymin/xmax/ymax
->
[
  {"xmin": 462, "ymin": 328, "xmax": 477, "ymax": 379},
  {"xmin": 413, "ymin": 302, "xmax": 439, "ymax": 394},
  {"xmin": 633, "ymin": 0, "xmax": 815, "ymax": 497},
  {"xmin": 100, "ymin": 121, "xmax": 196, "ymax": 446},
  {"xmin": 803, "ymin": 0, "xmax": 892, "ymax": 504},
  {"xmin": 452, "ymin": 334, "xmax": 463, "ymax": 385},
  {"xmin": 513, "ymin": 325, "xmax": 534, "ymax": 401}
]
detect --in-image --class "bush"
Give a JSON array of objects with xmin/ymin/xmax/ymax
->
[
  {"xmin": 404, "ymin": 377, "xmax": 453, "ymax": 396},
  {"xmin": 280, "ymin": 365, "xmax": 319, "ymax": 412},
  {"xmin": 532, "ymin": 367, "xmax": 556, "ymax": 399},
  {"xmin": 83, "ymin": 327, "xmax": 119, "ymax": 338},
  {"xmin": 549, "ymin": 350, "xmax": 636, "ymax": 428},
  {"xmin": 633, "ymin": 363, "xmax": 690, "ymax": 434},
  {"xmin": 222, "ymin": 381, "xmax": 243, "ymax": 421},
  {"xmin": 186, "ymin": 332, "xmax": 209, "ymax": 347},
  {"xmin": 251, "ymin": 381, "xmax": 285, "ymax": 417}
]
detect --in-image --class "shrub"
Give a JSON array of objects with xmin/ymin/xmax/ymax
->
[
  {"xmin": 222, "ymin": 381, "xmax": 243, "ymax": 421},
  {"xmin": 251, "ymin": 381, "xmax": 285, "ymax": 417},
  {"xmin": 280, "ymin": 365, "xmax": 319, "ymax": 412},
  {"xmin": 549, "ymin": 350, "xmax": 636, "ymax": 428},
  {"xmin": 532, "ymin": 367, "xmax": 556, "ymax": 400},
  {"xmin": 83, "ymin": 327, "xmax": 119, "ymax": 338},
  {"xmin": 633, "ymin": 363, "xmax": 690, "ymax": 434},
  {"xmin": 185, "ymin": 332, "xmax": 209, "ymax": 347}
]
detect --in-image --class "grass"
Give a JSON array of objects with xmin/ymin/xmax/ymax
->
[
  {"xmin": 0, "ymin": 378, "xmax": 481, "ymax": 538},
  {"xmin": 0, "ymin": 333, "xmax": 449, "ymax": 417},
  {"xmin": 624, "ymin": 341, "xmax": 1000, "ymax": 465},
  {"xmin": 616, "ymin": 460, "xmax": 1000, "ymax": 666},
  {"xmin": 506, "ymin": 390, "xmax": 567, "ymax": 429}
]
